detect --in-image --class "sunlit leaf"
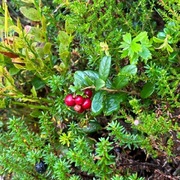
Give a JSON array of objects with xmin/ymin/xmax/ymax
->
[
  {"xmin": 120, "ymin": 65, "xmax": 137, "ymax": 76},
  {"xmin": 74, "ymin": 70, "xmax": 99, "ymax": 87},
  {"xmin": 20, "ymin": 7, "xmax": 41, "ymax": 21},
  {"xmin": 99, "ymin": 56, "xmax": 111, "ymax": 81}
]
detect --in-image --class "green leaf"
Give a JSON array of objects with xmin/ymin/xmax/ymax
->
[
  {"xmin": 20, "ymin": 0, "xmax": 34, "ymax": 3},
  {"xmin": 130, "ymin": 41, "xmax": 142, "ymax": 53},
  {"xmin": 120, "ymin": 65, "xmax": 137, "ymax": 76},
  {"xmin": 20, "ymin": 7, "xmax": 41, "ymax": 21},
  {"xmin": 58, "ymin": 31, "xmax": 72, "ymax": 46},
  {"xmin": 166, "ymin": 44, "xmax": 173, "ymax": 53},
  {"xmin": 69, "ymin": 85, "xmax": 79, "ymax": 93},
  {"xmin": 122, "ymin": 33, "xmax": 132, "ymax": 44},
  {"xmin": 133, "ymin": 31, "xmax": 148, "ymax": 42},
  {"xmin": 59, "ymin": 44, "xmax": 70, "ymax": 61},
  {"xmin": 74, "ymin": 70, "xmax": 99, "ymax": 87},
  {"xmin": 140, "ymin": 82, "xmax": 155, "ymax": 98},
  {"xmin": 30, "ymin": 110, "xmax": 42, "ymax": 118},
  {"xmin": 113, "ymin": 65, "xmax": 137, "ymax": 89},
  {"xmin": 99, "ymin": 56, "xmax": 111, "ymax": 81},
  {"xmin": 113, "ymin": 75, "xmax": 129, "ymax": 89},
  {"xmin": 130, "ymin": 55, "xmax": 139, "ymax": 65},
  {"xmin": 0, "ymin": 99, "xmax": 6, "ymax": 108},
  {"xmin": 157, "ymin": 32, "xmax": 166, "ymax": 39},
  {"xmin": 105, "ymin": 79, "xmax": 113, "ymax": 89},
  {"xmin": 95, "ymin": 79, "xmax": 105, "ymax": 91},
  {"xmin": 153, "ymin": 37, "xmax": 164, "ymax": 43},
  {"xmin": 104, "ymin": 93, "xmax": 126, "ymax": 115},
  {"xmin": 31, "ymin": 77, "xmax": 45, "ymax": 90},
  {"xmin": 82, "ymin": 121, "xmax": 102, "ymax": 134},
  {"xmin": 92, "ymin": 91, "xmax": 105, "ymax": 115},
  {"xmin": 29, "ymin": 27, "xmax": 46, "ymax": 42},
  {"xmin": 9, "ymin": 67, "xmax": 20, "ymax": 75},
  {"xmin": 74, "ymin": 71, "xmax": 88, "ymax": 87},
  {"xmin": 121, "ymin": 49, "xmax": 129, "ymax": 58},
  {"xmin": 65, "ymin": 20, "xmax": 75, "ymax": 34},
  {"xmin": 139, "ymin": 46, "xmax": 152, "ymax": 60},
  {"xmin": 31, "ymin": 86, "xmax": 37, "ymax": 97},
  {"xmin": 119, "ymin": 42, "xmax": 129, "ymax": 50},
  {"xmin": 43, "ymin": 42, "xmax": 52, "ymax": 54}
]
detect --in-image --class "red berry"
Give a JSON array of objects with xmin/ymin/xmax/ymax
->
[
  {"xmin": 64, "ymin": 94, "xmax": 75, "ymax": 106},
  {"xmin": 75, "ymin": 95, "xmax": 84, "ymax": 105},
  {"xmin": 82, "ymin": 98, "xmax": 91, "ymax": 109},
  {"xmin": 84, "ymin": 89, "xmax": 93, "ymax": 98},
  {"xmin": 74, "ymin": 104, "xmax": 84, "ymax": 113}
]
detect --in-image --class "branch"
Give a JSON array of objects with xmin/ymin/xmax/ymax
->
[{"xmin": 82, "ymin": 86, "xmax": 140, "ymax": 96}]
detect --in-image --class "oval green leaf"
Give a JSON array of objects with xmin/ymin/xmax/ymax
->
[
  {"xmin": 113, "ymin": 75, "xmax": 129, "ymax": 89},
  {"xmin": 82, "ymin": 121, "xmax": 102, "ymax": 134},
  {"xmin": 91, "ymin": 91, "xmax": 105, "ymax": 115},
  {"xmin": 104, "ymin": 93, "xmax": 127, "ymax": 115},
  {"xmin": 140, "ymin": 82, "xmax": 155, "ymax": 98},
  {"xmin": 120, "ymin": 64, "xmax": 137, "ymax": 76},
  {"xmin": 95, "ymin": 78, "xmax": 105, "ymax": 91},
  {"xmin": 74, "ymin": 70, "xmax": 99, "ymax": 87},
  {"xmin": 20, "ymin": 7, "xmax": 41, "ymax": 21},
  {"xmin": 99, "ymin": 56, "xmax": 111, "ymax": 81}
]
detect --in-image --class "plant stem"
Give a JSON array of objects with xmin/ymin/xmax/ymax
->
[
  {"xmin": 82, "ymin": 86, "xmax": 140, "ymax": 96},
  {"xmin": 11, "ymin": 101, "xmax": 49, "ymax": 110},
  {"xmin": 1, "ymin": 93, "xmax": 53, "ymax": 103}
]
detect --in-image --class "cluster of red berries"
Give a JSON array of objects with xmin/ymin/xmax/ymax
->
[{"xmin": 64, "ymin": 89, "xmax": 93, "ymax": 113}]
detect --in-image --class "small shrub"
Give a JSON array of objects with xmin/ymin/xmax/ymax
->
[{"xmin": 0, "ymin": 0, "xmax": 179, "ymax": 179}]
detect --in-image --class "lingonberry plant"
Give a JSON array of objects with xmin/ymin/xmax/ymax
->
[{"xmin": 0, "ymin": 0, "xmax": 180, "ymax": 179}]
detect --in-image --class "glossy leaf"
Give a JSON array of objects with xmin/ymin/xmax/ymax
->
[
  {"xmin": 157, "ymin": 32, "xmax": 166, "ymax": 39},
  {"xmin": 104, "ymin": 93, "xmax": 127, "ymax": 115},
  {"xmin": 113, "ymin": 75, "xmax": 129, "ymax": 89},
  {"xmin": 95, "ymin": 78, "xmax": 105, "ymax": 91},
  {"xmin": 74, "ymin": 70, "xmax": 99, "ymax": 87},
  {"xmin": 105, "ymin": 79, "xmax": 113, "ymax": 89},
  {"xmin": 140, "ymin": 82, "xmax": 155, "ymax": 98},
  {"xmin": 91, "ymin": 91, "xmax": 105, "ymax": 115},
  {"xmin": 120, "ymin": 65, "xmax": 137, "ymax": 76},
  {"xmin": 99, "ymin": 56, "xmax": 111, "ymax": 81}
]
